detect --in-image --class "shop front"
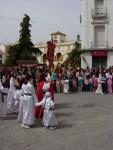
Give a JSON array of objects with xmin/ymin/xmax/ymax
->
[{"xmin": 91, "ymin": 50, "xmax": 107, "ymax": 68}]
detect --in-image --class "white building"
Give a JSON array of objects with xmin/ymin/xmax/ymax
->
[
  {"xmin": 35, "ymin": 31, "xmax": 75, "ymax": 65},
  {"xmin": 80, "ymin": 0, "xmax": 113, "ymax": 68}
]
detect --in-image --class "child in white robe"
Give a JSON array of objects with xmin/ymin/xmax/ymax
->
[
  {"xmin": 0, "ymin": 80, "xmax": 8, "ymax": 118},
  {"xmin": 35, "ymin": 92, "xmax": 58, "ymax": 129},
  {"xmin": 63, "ymin": 76, "xmax": 69, "ymax": 94}
]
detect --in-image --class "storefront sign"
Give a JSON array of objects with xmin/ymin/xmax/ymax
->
[{"xmin": 91, "ymin": 50, "xmax": 107, "ymax": 57}]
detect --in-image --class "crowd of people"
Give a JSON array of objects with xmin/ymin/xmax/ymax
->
[
  {"xmin": 51, "ymin": 66, "xmax": 113, "ymax": 94},
  {"xmin": 0, "ymin": 65, "xmax": 113, "ymax": 129},
  {"xmin": 0, "ymin": 65, "xmax": 57, "ymax": 129}
]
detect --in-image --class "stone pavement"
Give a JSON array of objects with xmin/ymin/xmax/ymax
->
[{"xmin": 0, "ymin": 92, "xmax": 113, "ymax": 150}]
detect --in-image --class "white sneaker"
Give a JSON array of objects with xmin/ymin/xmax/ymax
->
[
  {"xmin": 23, "ymin": 125, "xmax": 30, "ymax": 129},
  {"xmin": 21, "ymin": 124, "xmax": 24, "ymax": 128},
  {"xmin": 49, "ymin": 126, "xmax": 56, "ymax": 130},
  {"xmin": 44, "ymin": 126, "xmax": 49, "ymax": 129}
]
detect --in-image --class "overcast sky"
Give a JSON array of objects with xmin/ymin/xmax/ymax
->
[{"xmin": 0, "ymin": 0, "xmax": 80, "ymax": 44}]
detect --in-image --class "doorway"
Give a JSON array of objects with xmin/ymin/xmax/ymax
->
[{"xmin": 92, "ymin": 56, "xmax": 107, "ymax": 68}]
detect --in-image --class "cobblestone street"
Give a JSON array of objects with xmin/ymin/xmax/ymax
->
[{"xmin": 0, "ymin": 92, "xmax": 113, "ymax": 150}]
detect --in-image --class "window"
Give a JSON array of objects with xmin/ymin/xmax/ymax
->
[
  {"xmin": 95, "ymin": 0, "xmax": 104, "ymax": 9},
  {"xmin": 54, "ymin": 35, "xmax": 57, "ymax": 40},
  {"xmin": 94, "ymin": 26, "xmax": 105, "ymax": 47},
  {"xmin": 56, "ymin": 53, "xmax": 63, "ymax": 61},
  {"xmin": 43, "ymin": 53, "xmax": 47, "ymax": 62}
]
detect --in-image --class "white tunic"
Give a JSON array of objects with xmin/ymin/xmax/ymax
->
[
  {"xmin": 63, "ymin": 79, "xmax": 69, "ymax": 94},
  {"xmin": 43, "ymin": 82, "xmax": 50, "ymax": 92},
  {"xmin": 95, "ymin": 78, "xmax": 103, "ymax": 94},
  {"xmin": 17, "ymin": 93, "xmax": 24, "ymax": 123},
  {"xmin": 36, "ymin": 94, "xmax": 58, "ymax": 127},
  {"xmin": 7, "ymin": 77, "xmax": 16, "ymax": 112},
  {"xmin": 18, "ymin": 81, "xmax": 37, "ymax": 125},
  {"xmin": 0, "ymin": 81, "xmax": 8, "ymax": 117},
  {"xmin": 13, "ymin": 89, "xmax": 22, "ymax": 113}
]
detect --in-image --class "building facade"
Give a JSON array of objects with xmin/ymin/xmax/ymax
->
[
  {"xmin": 35, "ymin": 31, "xmax": 75, "ymax": 65},
  {"xmin": 80, "ymin": 0, "xmax": 113, "ymax": 68}
]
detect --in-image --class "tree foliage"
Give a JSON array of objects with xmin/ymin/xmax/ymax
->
[
  {"xmin": 5, "ymin": 14, "xmax": 41, "ymax": 66},
  {"xmin": 19, "ymin": 14, "xmax": 33, "ymax": 47},
  {"xmin": 67, "ymin": 42, "xmax": 81, "ymax": 68}
]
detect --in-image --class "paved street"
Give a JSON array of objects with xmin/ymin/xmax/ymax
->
[{"xmin": 0, "ymin": 92, "xmax": 113, "ymax": 150}]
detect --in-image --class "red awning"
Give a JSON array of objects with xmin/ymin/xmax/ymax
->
[
  {"xmin": 91, "ymin": 50, "xmax": 107, "ymax": 57},
  {"xmin": 21, "ymin": 64, "xmax": 37, "ymax": 67}
]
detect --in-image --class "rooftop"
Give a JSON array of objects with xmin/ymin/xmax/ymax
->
[{"xmin": 51, "ymin": 31, "xmax": 66, "ymax": 36}]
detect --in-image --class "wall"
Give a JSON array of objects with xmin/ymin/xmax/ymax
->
[
  {"xmin": 81, "ymin": 0, "xmax": 93, "ymax": 49},
  {"xmin": 107, "ymin": 51, "xmax": 113, "ymax": 67},
  {"xmin": 36, "ymin": 41, "xmax": 75, "ymax": 64},
  {"xmin": 107, "ymin": 0, "xmax": 113, "ymax": 48},
  {"xmin": 81, "ymin": 52, "xmax": 92, "ymax": 69}
]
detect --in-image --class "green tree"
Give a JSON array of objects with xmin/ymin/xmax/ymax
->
[
  {"xmin": 67, "ymin": 41, "xmax": 81, "ymax": 68},
  {"xmin": 19, "ymin": 14, "xmax": 33, "ymax": 47},
  {"xmin": 5, "ymin": 44, "xmax": 20, "ymax": 66},
  {"xmin": 5, "ymin": 14, "xmax": 41, "ymax": 66}
]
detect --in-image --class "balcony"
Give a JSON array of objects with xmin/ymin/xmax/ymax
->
[
  {"xmin": 91, "ymin": 8, "xmax": 107, "ymax": 19},
  {"xmin": 91, "ymin": 41, "xmax": 108, "ymax": 48}
]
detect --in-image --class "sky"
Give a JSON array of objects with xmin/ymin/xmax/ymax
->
[{"xmin": 0, "ymin": 0, "xmax": 80, "ymax": 44}]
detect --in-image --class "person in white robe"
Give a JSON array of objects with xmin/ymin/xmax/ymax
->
[
  {"xmin": 17, "ymin": 86, "xmax": 24, "ymax": 123},
  {"xmin": 43, "ymin": 73, "xmax": 51, "ymax": 92},
  {"xmin": 18, "ymin": 76, "xmax": 38, "ymax": 129},
  {"xmin": 63, "ymin": 77, "xmax": 69, "ymax": 94},
  {"xmin": 13, "ymin": 85, "xmax": 22, "ymax": 113},
  {"xmin": 7, "ymin": 76, "xmax": 16, "ymax": 113},
  {"xmin": 43, "ymin": 81, "xmax": 50, "ymax": 93},
  {"xmin": 95, "ymin": 74, "xmax": 103, "ymax": 95},
  {"xmin": 0, "ymin": 80, "xmax": 8, "ymax": 118},
  {"xmin": 35, "ymin": 92, "xmax": 58, "ymax": 129}
]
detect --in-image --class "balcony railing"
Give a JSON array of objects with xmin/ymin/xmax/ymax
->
[
  {"xmin": 91, "ymin": 41, "xmax": 108, "ymax": 48},
  {"xmin": 91, "ymin": 8, "xmax": 107, "ymax": 18}
]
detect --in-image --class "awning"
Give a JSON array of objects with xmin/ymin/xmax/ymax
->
[
  {"xmin": 17, "ymin": 60, "xmax": 38, "ymax": 67},
  {"xmin": 91, "ymin": 50, "xmax": 107, "ymax": 57}
]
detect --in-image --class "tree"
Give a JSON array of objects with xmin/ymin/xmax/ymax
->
[
  {"xmin": 67, "ymin": 41, "xmax": 81, "ymax": 68},
  {"xmin": 5, "ymin": 14, "xmax": 41, "ymax": 66},
  {"xmin": 19, "ymin": 14, "xmax": 33, "ymax": 48},
  {"xmin": 5, "ymin": 45, "xmax": 20, "ymax": 66}
]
